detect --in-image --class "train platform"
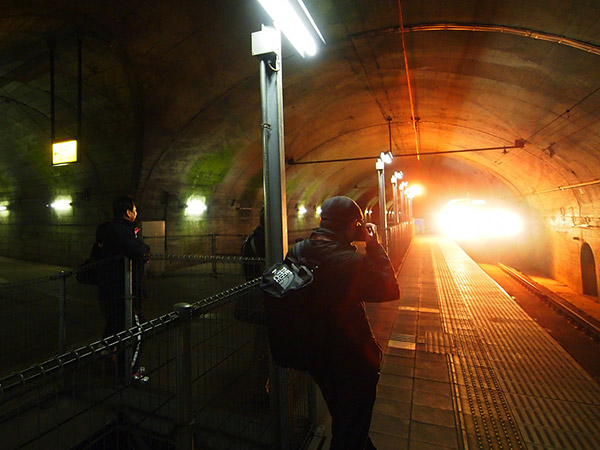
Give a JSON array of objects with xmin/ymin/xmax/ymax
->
[
  {"xmin": 3, "ymin": 243, "xmax": 600, "ymax": 449},
  {"xmin": 366, "ymin": 235, "xmax": 600, "ymax": 449}
]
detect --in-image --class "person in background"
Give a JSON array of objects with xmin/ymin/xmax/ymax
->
[{"xmin": 97, "ymin": 195, "xmax": 151, "ymax": 381}]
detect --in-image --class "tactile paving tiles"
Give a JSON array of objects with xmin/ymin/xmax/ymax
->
[{"xmin": 431, "ymin": 237, "xmax": 600, "ymax": 449}]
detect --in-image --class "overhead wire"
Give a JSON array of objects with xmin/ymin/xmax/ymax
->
[{"xmin": 527, "ymin": 85, "xmax": 600, "ymax": 141}]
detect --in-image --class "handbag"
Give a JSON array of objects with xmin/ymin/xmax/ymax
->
[{"xmin": 259, "ymin": 241, "xmax": 320, "ymax": 370}]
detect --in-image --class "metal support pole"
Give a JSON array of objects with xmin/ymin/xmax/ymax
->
[
  {"xmin": 377, "ymin": 160, "xmax": 388, "ymax": 251},
  {"xmin": 399, "ymin": 190, "xmax": 405, "ymax": 222},
  {"xmin": 58, "ymin": 272, "xmax": 67, "ymax": 354},
  {"xmin": 77, "ymin": 35, "xmax": 82, "ymax": 140},
  {"xmin": 254, "ymin": 26, "xmax": 290, "ymax": 450},
  {"xmin": 49, "ymin": 39, "xmax": 55, "ymax": 143},
  {"xmin": 392, "ymin": 180, "xmax": 399, "ymax": 224},
  {"xmin": 259, "ymin": 50, "xmax": 288, "ymax": 266},
  {"xmin": 175, "ymin": 302, "xmax": 194, "ymax": 450},
  {"xmin": 123, "ymin": 257, "xmax": 133, "ymax": 381},
  {"xmin": 211, "ymin": 234, "xmax": 217, "ymax": 274}
]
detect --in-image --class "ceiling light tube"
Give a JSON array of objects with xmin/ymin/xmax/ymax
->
[{"xmin": 257, "ymin": 0, "xmax": 319, "ymax": 57}]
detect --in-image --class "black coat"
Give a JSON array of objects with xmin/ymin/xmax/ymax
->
[
  {"xmin": 97, "ymin": 217, "xmax": 151, "ymax": 307},
  {"xmin": 292, "ymin": 227, "xmax": 399, "ymax": 372}
]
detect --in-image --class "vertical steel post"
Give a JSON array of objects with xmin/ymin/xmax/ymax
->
[
  {"xmin": 124, "ymin": 257, "xmax": 133, "ymax": 381},
  {"xmin": 259, "ymin": 51, "xmax": 288, "ymax": 265},
  {"xmin": 175, "ymin": 302, "xmax": 194, "ymax": 450},
  {"xmin": 377, "ymin": 159, "xmax": 388, "ymax": 251},
  {"xmin": 49, "ymin": 39, "xmax": 55, "ymax": 144},
  {"xmin": 392, "ymin": 179, "xmax": 399, "ymax": 224},
  {"xmin": 399, "ymin": 189, "xmax": 405, "ymax": 223},
  {"xmin": 77, "ymin": 35, "xmax": 82, "ymax": 141},
  {"xmin": 58, "ymin": 272, "xmax": 67, "ymax": 354},
  {"xmin": 254, "ymin": 25, "xmax": 290, "ymax": 450},
  {"xmin": 211, "ymin": 234, "xmax": 217, "ymax": 274}
]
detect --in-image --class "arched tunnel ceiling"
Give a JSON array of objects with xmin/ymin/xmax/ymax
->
[{"xmin": 1, "ymin": 0, "xmax": 600, "ymax": 223}]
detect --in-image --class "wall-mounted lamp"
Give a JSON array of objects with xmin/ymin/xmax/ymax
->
[
  {"xmin": 185, "ymin": 197, "xmax": 207, "ymax": 216},
  {"xmin": 49, "ymin": 197, "xmax": 72, "ymax": 211},
  {"xmin": 316, "ymin": 206, "xmax": 322, "ymax": 216},
  {"xmin": 298, "ymin": 205, "xmax": 307, "ymax": 216}
]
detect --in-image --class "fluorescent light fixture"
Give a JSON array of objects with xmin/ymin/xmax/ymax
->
[
  {"xmin": 380, "ymin": 151, "xmax": 393, "ymax": 164},
  {"xmin": 50, "ymin": 198, "xmax": 72, "ymax": 211},
  {"xmin": 185, "ymin": 197, "xmax": 207, "ymax": 216},
  {"xmin": 406, "ymin": 184, "xmax": 424, "ymax": 198},
  {"xmin": 52, "ymin": 140, "xmax": 77, "ymax": 165},
  {"xmin": 391, "ymin": 172, "xmax": 403, "ymax": 184},
  {"xmin": 298, "ymin": 205, "xmax": 307, "ymax": 216},
  {"xmin": 257, "ymin": 0, "xmax": 322, "ymax": 57}
]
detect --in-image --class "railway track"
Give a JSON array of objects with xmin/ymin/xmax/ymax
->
[{"xmin": 498, "ymin": 262, "xmax": 600, "ymax": 342}]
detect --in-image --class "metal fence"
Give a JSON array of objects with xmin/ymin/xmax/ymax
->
[
  {"xmin": 145, "ymin": 231, "xmax": 315, "ymax": 257},
  {"xmin": 0, "ymin": 270, "xmax": 315, "ymax": 450},
  {"xmin": 0, "ymin": 254, "xmax": 261, "ymax": 378},
  {"xmin": 0, "ymin": 226, "xmax": 413, "ymax": 450},
  {"xmin": 387, "ymin": 221, "xmax": 414, "ymax": 269}
]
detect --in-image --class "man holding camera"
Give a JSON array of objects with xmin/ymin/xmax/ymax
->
[{"xmin": 290, "ymin": 196, "xmax": 399, "ymax": 450}]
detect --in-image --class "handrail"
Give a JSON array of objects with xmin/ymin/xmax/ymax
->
[
  {"xmin": 0, "ymin": 278, "xmax": 261, "ymax": 402},
  {"xmin": 0, "ymin": 255, "xmax": 262, "ymax": 290}
]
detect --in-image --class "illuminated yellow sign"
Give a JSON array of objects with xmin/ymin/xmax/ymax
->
[{"xmin": 52, "ymin": 140, "xmax": 77, "ymax": 165}]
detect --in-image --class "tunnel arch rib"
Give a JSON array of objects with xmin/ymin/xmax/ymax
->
[{"xmin": 349, "ymin": 22, "xmax": 600, "ymax": 56}]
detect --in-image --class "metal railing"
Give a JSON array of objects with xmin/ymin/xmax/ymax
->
[
  {"xmin": 144, "ymin": 231, "xmax": 315, "ymax": 257},
  {"xmin": 387, "ymin": 221, "xmax": 414, "ymax": 269},
  {"xmin": 0, "ymin": 225, "xmax": 414, "ymax": 450},
  {"xmin": 0, "ymin": 254, "xmax": 265, "ymax": 377},
  {"xmin": 0, "ymin": 265, "xmax": 315, "ymax": 449}
]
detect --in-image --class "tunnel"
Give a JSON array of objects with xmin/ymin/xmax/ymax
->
[
  {"xmin": 0, "ymin": 0, "xmax": 598, "ymax": 296},
  {"xmin": 1, "ymin": 1, "xmax": 600, "ymax": 449}
]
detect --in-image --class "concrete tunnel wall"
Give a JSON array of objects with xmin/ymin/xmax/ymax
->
[{"xmin": 0, "ymin": 1, "xmax": 599, "ymax": 300}]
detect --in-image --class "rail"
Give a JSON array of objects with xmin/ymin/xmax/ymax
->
[{"xmin": 498, "ymin": 262, "xmax": 600, "ymax": 341}]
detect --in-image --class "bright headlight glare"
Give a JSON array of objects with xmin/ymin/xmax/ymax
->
[{"xmin": 436, "ymin": 200, "xmax": 524, "ymax": 241}]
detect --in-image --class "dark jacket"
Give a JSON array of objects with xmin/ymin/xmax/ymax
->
[
  {"xmin": 102, "ymin": 217, "xmax": 150, "ymax": 260},
  {"xmin": 293, "ymin": 227, "xmax": 399, "ymax": 372},
  {"xmin": 97, "ymin": 217, "xmax": 151, "ymax": 307}
]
